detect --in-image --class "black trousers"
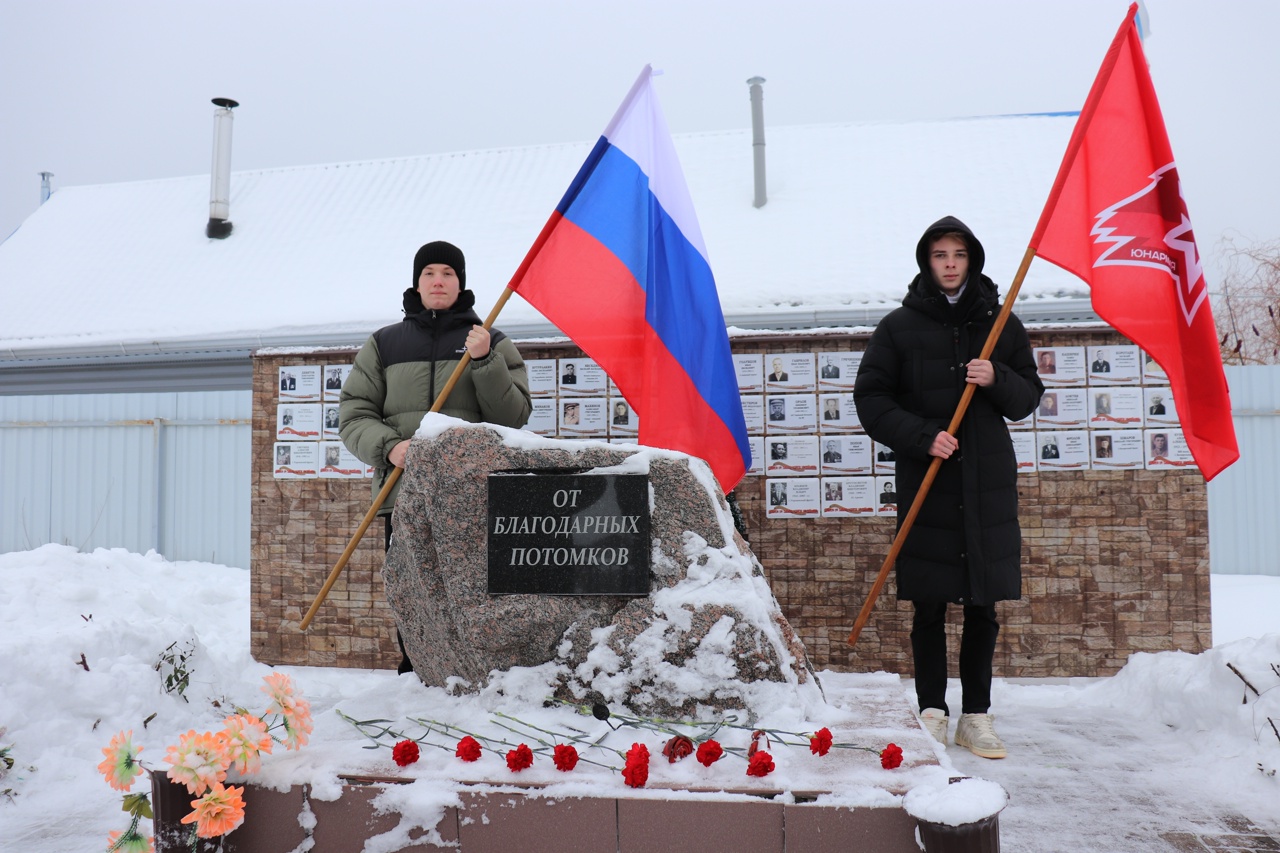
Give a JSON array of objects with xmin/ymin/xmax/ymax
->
[
  {"xmin": 384, "ymin": 515, "xmax": 414, "ymax": 674},
  {"xmin": 910, "ymin": 600, "xmax": 999, "ymax": 716}
]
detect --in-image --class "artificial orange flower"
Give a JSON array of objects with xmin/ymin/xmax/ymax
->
[
  {"xmin": 222, "ymin": 714, "xmax": 272, "ymax": 775},
  {"xmin": 261, "ymin": 672, "xmax": 303, "ymax": 717},
  {"xmin": 180, "ymin": 782, "xmax": 246, "ymax": 838},
  {"xmin": 98, "ymin": 730, "xmax": 145, "ymax": 792},
  {"xmin": 261, "ymin": 673, "xmax": 314, "ymax": 750},
  {"xmin": 281, "ymin": 705, "xmax": 314, "ymax": 751},
  {"xmin": 163, "ymin": 730, "xmax": 230, "ymax": 796}
]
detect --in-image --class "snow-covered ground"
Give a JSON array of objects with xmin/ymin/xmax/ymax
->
[{"xmin": 1, "ymin": 544, "xmax": 1277, "ymax": 851}]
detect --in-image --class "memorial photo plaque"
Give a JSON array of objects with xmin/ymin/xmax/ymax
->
[{"xmin": 488, "ymin": 472, "xmax": 651, "ymax": 595}]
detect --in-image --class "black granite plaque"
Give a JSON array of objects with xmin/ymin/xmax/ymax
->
[{"xmin": 488, "ymin": 471, "xmax": 650, "ymax": 595}]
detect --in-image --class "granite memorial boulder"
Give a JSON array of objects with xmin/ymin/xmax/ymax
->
[{"xmin": 384, "ymin": 416, "xmax": 821, "ymax": 717}]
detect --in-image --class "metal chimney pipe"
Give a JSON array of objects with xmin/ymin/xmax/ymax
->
[
  {"xmin": 747, "ymin": 76, "xmax": 767, "ymax": 208},
  {"xmin": 38, "ymin": 172, "xmax": 54, "ymax": 204},
  {"xmin": 206, "ymin": 97, "xmax": 239, "ymax": 239}
]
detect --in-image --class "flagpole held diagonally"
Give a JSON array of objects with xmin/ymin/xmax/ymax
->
[
  {"xmin": 305, "ymin": 62, "xmax": 756, "ymax": 628},
  {"xmin": 852, "ymin": 0, "xmax": 1240, "ymax": 648},
  {"xmin": 847, "ymin": 246, "xmax": 1037, "ymax": 648},
  {"xmin": 299, "ymin": 287, "xmax": 518, "ymax": 632},
  {"xmin": 1029, "ymin": 1, "xmax": 1236, "ymax": 479}
]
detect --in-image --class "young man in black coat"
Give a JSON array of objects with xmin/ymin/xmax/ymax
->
[{"xmin": 854, "ymin": 216, "xmax": 1044, "ymax": 759}]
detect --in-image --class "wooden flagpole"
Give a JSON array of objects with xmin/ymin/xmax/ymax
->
[
  {"xmin": 847, "ymin": 247, "xmax": 1038, "ymax": 647},
  {"xmin": 299, "ymin": 288, "xmax": 518, "ymax": 631}
]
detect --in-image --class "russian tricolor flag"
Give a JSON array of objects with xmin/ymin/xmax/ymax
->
[{"xmin": 508, "ymin": 66, "xmax": 750, "ymax": 492}]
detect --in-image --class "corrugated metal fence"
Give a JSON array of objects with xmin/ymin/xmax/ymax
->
[
  {"xmin": 1208, "ymin": 365, "xmax": 1280, "ymax": 576},
  {"xmin": 0, "ymin": 391, "xmax": 250, "ymax": 566}
]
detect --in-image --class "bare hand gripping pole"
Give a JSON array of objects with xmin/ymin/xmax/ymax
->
[
  {"xmin": 847, "ymin": 247, "xmax": 1037, "ymax": 647},
  {"xmin": 299, "ymin": 288, "xmax": 518, "ymax": 631}
]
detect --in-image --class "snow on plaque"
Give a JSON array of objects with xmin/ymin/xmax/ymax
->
[
  {"xmin": 276, "ymin": 403, "xmax": 322, "ymax": 441},
  {"xmin": 765, "ymin": 477, "xmax": 820, "ymax": 519},
  {"xmin": 821, "ymin": 476, "xmax": 876, "ymax": 518},
  {"xmin": 558, "ymin": 397, "xmax": 607, "ymax": 438},
  {"xmin": 740, "ymin": 395, "xmax": 765, "ymax": 435},
  {"xmin": 1034, "ymin": 387, "xmax": 1088, "ymax": 429},
  {"xmin": 873, "ymin": 441, "xmax": 896, "ymax": 474},
  {"xmin": 272, "ymin": 441, "xmax": 318, "ymax": 479},
  {"xmin": 874, "ymin": 476, "xmax": 899, "ymax": 516},
  {"xmin": 764, "ymin": 394, "xmax": 817, "ymax": 435},
  {"xmin": 763, "ymin": 353, "xmax": 816, "ymax": 393},
  {"xmin": 1010, "ymin": 431, "xmax": 1038, "ymax": 473},
  {"xmin": 733, "ymin": 353, "xmax": 764, "ymax": 394},
  {"xmin": 1144, "ymin": 387, "xmax": 1179, "ymax": 426},
  {"xmin": 817, "ymin": 351, "xmax": 861, "ymax": 391},
  {"xmin": 820, "ymin": 434, "xmax": 873, "ymax": 476},
  {"xmin": 523, "ymin": 398, "xmax": 558, "ymax": 436},
  {"xmin": 1034, "ymin": 346, "xmax": 1086, "ymax": 387},
  {"xmin": 322, "ymin": 364, "xmax": 351, "ymax": 402},
  {"xmin": 764, "ymin": 435, "xmax": 819, "ymax": 477},
  {"xmin": 746, "ymin": 436, "xmax": 765, "ymax": 476},
  {"xmin": 818, "ymin": 392, "xmax": 860, "ymax": 433},
  {"xmin": 1089, "ymin": 386, "xmax": 1144, "ymax": 428},
  {"xmin": 525, "ymin": 359, "xmax": 559, "ymax": 397},
  {"xmin": 1087, "ymin": 345, "xmax": 1141, "ymax": 385},
  {"xmin": 1091, "ymin": 429, "xmax": 1144, "ymax": 470},
  {"xmin": 319, "ymin": 441, "xmax": 366, "ymax": 479},
  {"xmin": 1037, "ymin": 430, "xmax": 1089, "ymax": 470},
  {"xmin": 1145, "ymin": 428, "xmax": 1195, "ymax": 470},
  {"xmin": 558, "ymin": 358, "xmax": 607, "ymax": 397},
  {"xmin": 321, "ymin": 403, "xmax": 341, "ymax": 440},
  {"xmin": 607, "ymin": 398, "xmax": 638, "ymax": 436},
  {"xmin": 278, "ymin": 365, "xmax": 322, "ymax": 402}
]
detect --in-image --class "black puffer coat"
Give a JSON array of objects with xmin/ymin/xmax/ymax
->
[{"xmin": 854, "ymin": 217, "xmax": 1043, "ymax": 605}]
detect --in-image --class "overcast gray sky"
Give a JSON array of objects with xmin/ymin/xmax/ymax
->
[{"xmin": 3, "ymin": 0, "xmax": 1278, "ymax": 283}]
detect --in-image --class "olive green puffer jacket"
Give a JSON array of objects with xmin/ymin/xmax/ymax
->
[{"xmin": 339, "ymin": 288, "xmax": 531, "ymax": 511}]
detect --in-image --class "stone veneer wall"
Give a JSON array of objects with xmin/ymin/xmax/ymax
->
[{"xmin": 251, "ymin": 329, "xmax": 1211, "ymax": 676}]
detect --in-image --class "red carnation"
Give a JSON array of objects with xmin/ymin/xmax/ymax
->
[
  {"xmin": 695, "ymin": 739, "xmax": 724, "ymax": 767},
  {"xmin": 747, "ymin": 729, "xmax": 769, "ymax": 758},
  {"xmin": 455, "ymin": 736, "xmax": 482, "ymax": 763},
  {"xmin": 506, "ymin": 743, "xmax": 534, "ymax": 772},
  {"xmin": 553, "ymin": 743, "xmax": 579, "ymax": 772},
  {"xmin": 746, "ymin": 750, "xmax": 775, "ymax": 778},
  {"xmin": 809, "ymin": 727, "xmax": 833, "ymax": 757},
  {"xmin": 622, "ymin": 743, "xmax": 650, "ymax": 788},
  {"xmin": 662, "ymin": 735, "xmax": 694, "ymax": 764},
  {"xmin": 392, "ymin": 739, "xmax": 420, "ymax": 767},
  {"xmin": 880, "ymin": 743, "xmax": 904, "ymax": 770}
]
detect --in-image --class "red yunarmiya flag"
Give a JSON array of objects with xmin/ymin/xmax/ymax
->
[{"xmin": 1029, "ymin": 2, "xmax": 1238, "ymax": 480}]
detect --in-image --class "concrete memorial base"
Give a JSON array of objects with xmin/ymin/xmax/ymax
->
[
  {"xmin": 187, "ymin": 675, "xmax": 972, "ymax": 853},
  {"xmin": 228, "ymin": 782, "xmax": 927, "ymax": 852}
]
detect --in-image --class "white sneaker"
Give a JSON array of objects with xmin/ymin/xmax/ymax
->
[
  {"xmin": 955, "ymin": 713, "xmax": 1007, "ymax": 759},
  {"xmin": 919, "ymin": 708, "xmax": 948, "ymax": 745}
]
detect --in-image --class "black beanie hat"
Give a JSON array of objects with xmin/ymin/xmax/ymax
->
[{"xmin": 413, "ymin": 241, "xmax": 466, "ymax": 290}]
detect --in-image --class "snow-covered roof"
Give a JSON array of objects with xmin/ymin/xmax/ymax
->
[{"xmin": 0, "ymin": 112, "xmax": 1091, "ymax": 360}]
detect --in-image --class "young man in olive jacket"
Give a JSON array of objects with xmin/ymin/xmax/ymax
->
[
  {"xmin": 339, "ymin": 240, "xmax": 532, "ymax": 671},
  {"xmin": 854, "ymin": 216, "xmax": 1043, "ymax": 759}
]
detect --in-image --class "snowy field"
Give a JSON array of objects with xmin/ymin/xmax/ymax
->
[{"xmin": 0, "ymin": 544, "xmax": 1277, "ymax": 851}]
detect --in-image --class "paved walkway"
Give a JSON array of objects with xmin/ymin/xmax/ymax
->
[{"xmin": 936, "ymin": 689, "xmax": 1280, "ymax": 852}]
